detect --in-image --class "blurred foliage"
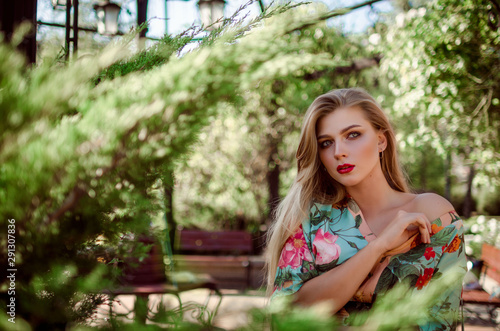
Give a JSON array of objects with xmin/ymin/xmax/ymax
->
[
  {"xmin": 87, "ymin": 298, "xmax": 219, "ymax": 330},
  {"xmin": 347, "ymin": 272, "xmax": 464, "ymax": 330},
  {"xmin": 0, "ymin": 1, "xmax": 378, "ymax": 328},
  {"xmin": 242, "ymin": 271, "xmax": 463, "ymax": 331},
  {"xmin": 174, "ymin": 3, "xmax": 382, "ymax": 231},
  {"xmin": 464, "ymin": 215, "xmax": 500, "ymax": 258},
  {"xmin": 1, "ymin": 0, "xmax": 498, "ymax": 328},
  {"xmin": 57, "ymin": 272, "xmax": 464, "ymax": 329},
  {"xmin": 373, "ymin": 0, "xmax": 500, "ymax": 197},
  {"xmin": 174, "ymin": 0, "xmax": 500, "ymax": 233},
  {"xmin": 476, "ymin": 185, "xmax": 500, "ymax": 215},
  {"xmin": 243, "ymin": 297, "xmax": 339, "ymax": 330}
]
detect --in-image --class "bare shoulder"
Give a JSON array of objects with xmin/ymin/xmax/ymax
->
[{"xmin": 411, "ymin": 193, "xmax": 455, "ymax": 221}]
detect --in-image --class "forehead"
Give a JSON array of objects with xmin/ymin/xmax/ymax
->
[{"xmin": 316, "ymin": 106, "xmax": 371, "ymax": 136}]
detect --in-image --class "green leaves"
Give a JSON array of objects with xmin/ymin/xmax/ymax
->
[
  {"xmin": 354, "ymin": 214, "xmax": 363, "ymax": 228},
  {"xmin": 348, "ymin": 199, "xmax": 360, "ymax": 214},
  {"xmin": 310, "ymin": 208, "xmax": 332, "ymax": 227},
  {"xmin": 1, "ymin": 4, "xmax": 380, "ymax": 327},
  {"xmin": 315, "ymin": 257, "xmax": 340, "ymax": 273},
  {"xmin": 430, "ymin": 227, "xmax": 456, "ymax": 246},
  {"xmin": 378, "ymin": 0, "xmax": 500, "ymax": 190},
  {"xmin": 375, "ymin": 268, "xmax": 398, "ymax": 295},
  {"xmin": 393, "ymin": 263, "xmax": 420, "ymax": 281},
  {"xmin": 347, "ymin": 240, "xmax": 360, "ymax": 250}
]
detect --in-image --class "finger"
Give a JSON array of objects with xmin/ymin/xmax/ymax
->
[
  {"xmin": 406, "ymin": 224, "xmax": 418, "ymax": 232},
  {"xmin": 416, "ymin": 214, "xmax": 431, "ymax": 242},
  {"xmin": 416, "ymin": 216, "xmax": 430, "ymax": 243},
  {"xmin": 425, "ymin": 217, "xmax": 432, "ymax": 234},
  {"xmin": 419, "ymin": 225, "xmax": 429, "ymax": 244},
  {"xmin": 421, "ymin": 223, "xmax": 430, "ymax": 243},
  {"xmin": 422, "ymin": 217, "xmax": 431, "ymax": 243},
  {"xmin": 416, "ymin": 213, "xmax": 431, "ymax": 233},
  {"xmin": 425, "ymin": 219, "xmax": 432, "ymax": 242}
]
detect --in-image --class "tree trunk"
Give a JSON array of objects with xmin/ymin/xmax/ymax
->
[
  {"xmin": 444, "ymin": 151, "xmax": 452, "ymax": 201},
  {"xmin": 137, "ymin": 0, "xmax": 149, "ymax": 48},
  {"xmin": 266, "ymin": 80, "xmax": 285, "ymax": 221},
  {"xmin": 163, "ymin": 169, "xmax": 176, "ymax": 251},
  {"xmin": 267, "ymin": 142, "xmax": 280, "ymax": 219},
  {"xmin": 420, "ymin": 148, "xmax": 427, "ymax": 190},
  {"xmin": 0, "ymin": 0, "xmax": 38, "ymax": 64},
  {"xmin": 462, "ymin": 165, "xmax": 475, "ymax": 218}
]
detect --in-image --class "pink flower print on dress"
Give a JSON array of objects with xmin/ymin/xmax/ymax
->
[
  {"xmin": 278, "ymin": 226, "xmax": 313, "ymax": 269},
  {"xmin": 313, "ymin": 228, "xmax": 341, "ymax": 265}
]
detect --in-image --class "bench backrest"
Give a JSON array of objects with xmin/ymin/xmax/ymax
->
[
  {"xmin": 120, "ymin": 239, "xmax": 167, "ymax": 286},
  {"xmin": 176, "ymin": 230, "xmax": 253, "ymax": 255},
  {"xmin": 481, "ymin": 243, "xmax": 500, "ymax": 284}
]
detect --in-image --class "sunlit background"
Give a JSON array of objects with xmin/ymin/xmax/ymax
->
[{"xmin": 36, "ymin": 0, "xmax": 393, "ymax": 43}]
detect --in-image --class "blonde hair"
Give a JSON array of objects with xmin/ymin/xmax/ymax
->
[{"xmin": 265, "ymin": 88, "xmax": 409, "ymax": 296}]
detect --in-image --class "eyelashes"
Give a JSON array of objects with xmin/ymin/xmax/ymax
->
[
  {"xmin": 348, "ymin": 131, "xmax": 361, "ymax": 139},
  {"xmin": 317, "ymin": 131, "xmax": 361, "ymax": 149},
  {"xmin": 319, "ymin": 140, "xmax": 332, "ymax": 148}
]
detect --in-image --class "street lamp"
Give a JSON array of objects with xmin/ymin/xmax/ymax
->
[
  {"xmin": 50, "ymin": 0, "xmax": 79, "ymax": 60},
  {"xmin": 49, "ymin": 0, "xmax": 120, "ymax": 59},
  {"xmin": 51, "ymin": 0, "xmax": 68, "ymax": 10},
  {"xmin": 93, "ymin": 1, "xmax": 122, "ymax": 35},
  {"xmin": 198, "ymin": 0, "xmax": 226, "ymax": 30}
]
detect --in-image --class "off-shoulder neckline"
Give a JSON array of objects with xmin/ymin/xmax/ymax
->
[{"xmin": 343, "ymin": 198, "xmax": 459, "ymax": 240}]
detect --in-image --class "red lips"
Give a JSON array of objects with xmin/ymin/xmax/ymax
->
[{"xmin": 337, "ymin": 164, "xmax": 355, "ymax": 174}]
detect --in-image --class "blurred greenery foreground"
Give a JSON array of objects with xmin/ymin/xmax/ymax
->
[{"xmin": 0, "ymin": 0, "xmax": 498, "ymax": 330}]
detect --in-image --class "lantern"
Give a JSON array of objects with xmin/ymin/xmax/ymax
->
[
  {"xmin": 51, "ymin": 0, "xmax": 68, "ymax": 10},
  {"xmin": 198, "ymin": 0, "xmax": 225, "ymax": 30},
  {"xmin": 93, "ymin": 1, "xmax": 121, "ymax": 35}
]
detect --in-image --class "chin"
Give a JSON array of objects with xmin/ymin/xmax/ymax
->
[
  {"xmin": 341, "ymin": 181, "xmax": 362, "ymax": 188},
  {"xmin": 332, "ymin": 176, "xmax": 361, "ymax": 188}
]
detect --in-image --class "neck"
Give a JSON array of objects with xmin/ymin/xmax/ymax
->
[{"xmin": 346, "ymin": 166, "xmax": 400, "ymax": 218}]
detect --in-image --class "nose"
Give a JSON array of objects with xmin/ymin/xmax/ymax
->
[{"xmin": 334, "ymin": 141, "xmax": 347, "ymax": 160}]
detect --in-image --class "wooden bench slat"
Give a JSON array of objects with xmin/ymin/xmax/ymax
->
[
  {"xmin": 176, "ymin": 230, "xmax": 254, "ymax": 255},
  {"xmin": 462, "ymin": 242, "xmax": 500, "ymax": 325},
  {"xmin": 481, "ymin": 244, "xmax": 500, "ymax": 284},
  {"xmin": 180, "ymin": 240, "xmax": 252, "ymax": 247},
  {"xmin": 112, "ymin": 239, "xmax": 219, "ymax": 293},
  {"xmin": 173, "ymin": 230, "xmax": 266, "ymax": 289},
  {"xmin": 463, "ymin": 289, "xmax": 500, "ymax": 306},
  {"xmin": 179, "ymin": 230, "xmax": 251, "ymax": 235},
  {"xmin": 107, "ymin": 280, "xmax": 220, "ymax": 296}
]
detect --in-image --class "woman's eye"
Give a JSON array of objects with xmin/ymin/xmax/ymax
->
[
  {"xmin": 348, "ymin": 131, "xmax": 360, "ymax": 139},
  {"xmin": 319, "ymin": 140, "xmax": 332, "ymax": 148}
]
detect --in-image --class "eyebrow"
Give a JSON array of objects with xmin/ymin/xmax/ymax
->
[{"xmin": 317, "ymin": 124, "xmax": 362, "ymax": 140}]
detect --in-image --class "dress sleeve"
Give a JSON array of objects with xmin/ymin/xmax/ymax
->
[
  {"xmin": 270, "ymin": 224, "xmax": 319, "ymax": 301},
  {"xmin": 375, "ymin": 211, "xmax": 467, "ymax": 331}
]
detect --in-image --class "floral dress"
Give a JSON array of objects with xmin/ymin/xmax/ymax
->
[{"xmin": 271, "ymin": 198, "xmax": 467, "ymax": 330}]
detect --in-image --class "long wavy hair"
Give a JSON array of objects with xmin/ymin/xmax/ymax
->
[{"xmin": 265, "ymin": 88, "xmax": 410, "ymax": 296}]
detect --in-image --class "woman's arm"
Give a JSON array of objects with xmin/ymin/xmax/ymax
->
[
  {"xmin": 294, "ymin": 210, "xmax": 432, "ymax": 312},
  {"xmin": 294, "ymin": 238, "xmax": 385, "ymax": 309}
]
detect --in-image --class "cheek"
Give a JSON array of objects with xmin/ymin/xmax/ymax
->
[
  {"xmin": 318, "ymin": 148, "xmax": 332, "ymax": 165},
  {"xmin": 356, "ymin": 136, "xmax": 378, "ymax": 158},
  {"xmin": 318, "ymin": 150, "xmax": 326, "ymax": 166}
]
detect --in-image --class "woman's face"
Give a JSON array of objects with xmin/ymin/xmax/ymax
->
[{"xmin": 316, "ymin": 106, "xmax": 386, "ymax": 188}]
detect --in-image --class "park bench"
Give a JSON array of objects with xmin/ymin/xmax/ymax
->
[
  {"xmin": 462, "ymin": 243, "xmax": 500, "ymax": 324},
  {"xmin": 174, "ymin": 228, "xmax": 265, "ymax": 290},
  {"xmin": 104, "ymin": 236, "xmax": 222, "ymax": 324}
]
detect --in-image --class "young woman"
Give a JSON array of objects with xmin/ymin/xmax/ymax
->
[{"xmin": 266, "ymin": 88, "xmax": 466, "ymax": 330}]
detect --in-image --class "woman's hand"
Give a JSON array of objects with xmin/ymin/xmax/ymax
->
[{"xmin": 373, "ymin": 210, "xmax": 432, "ymax": 253}]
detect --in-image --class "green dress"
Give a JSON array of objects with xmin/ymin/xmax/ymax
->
[{"xmin": 271, "ymin": 198, "xmax": 467, "ymax": 330}]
